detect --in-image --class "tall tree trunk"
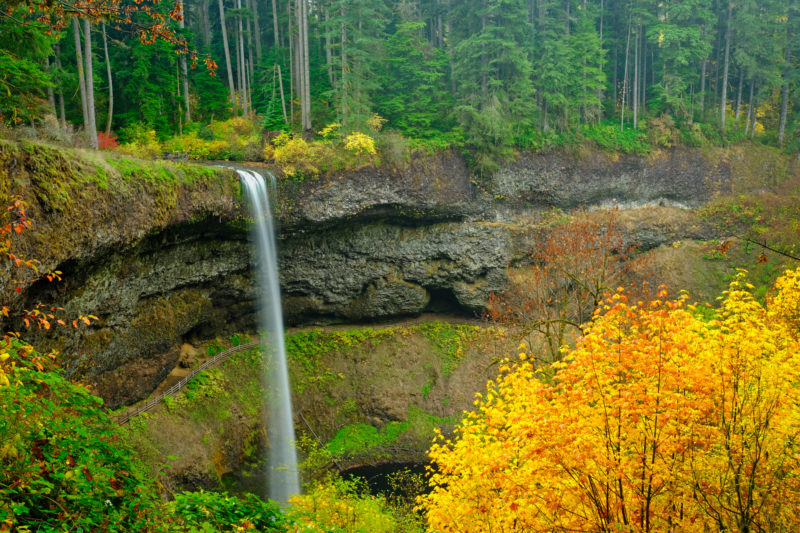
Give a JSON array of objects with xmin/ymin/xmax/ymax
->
[
  {"xmin": 73, "ymin": 18, "xmax": 89, "ymax": 136},
  {"xmin": 340, "ymin": 4, "xmax": 347, "ymax": 124},
  {"xmin": 480, "ymin": 1, "xmax": 487, "ymax": 102},
  {"xmin": 45, "ymin": 57, "xmax": 56, "ymax": 113},
  {"xmin": 81, "ymin": 19, "xmax": 98, "ymax": 149},
  {"xmin": 744, "ymin": 80, "xmax": 755, "ymax": 136},
  {"xmin": 778, "ymin": 21, "xmax": 791, "ymax": 148},
  {"xmin": 200, "ymin": 0, "xmax": 213, "ymax": 49},
  {"xmin": 176, "ymin": 5, "xmax": 190, "ymax": 124},
  {"xmin": 54, "ymin": 43, "xmax": 66, "ymax": 127},
  {"xmin": 324, "ymin": 7, "xmax": 333, "ymax": 86},
  {"xmin": 300, "ymin": 0, "xmax": 311, "ymax": 130},
  {"xmin": 641, "ymin": 35, "xmax": 647, "ymax": 117},
  {"xmin": 277, "ymin": 64, "xmax": 288, "ymax": 122},
  {"xmin": 250, "ymin": 0, "xmax": 262, "ymax": 61},
  {"xmin": 699, "ymin": 58, "xmax": 707, "ymax": 114},
  {"xmin": 272, "ymin": 0, "xmax": 280, "ymax": 48},
  {"xmin": 101, "ymin": 22, "xmax": 114, "ymax": 134},
  {"xmin": 720, "ymin": 1, "xmax": 732, "ymax": 129},
  {"xmin": 295, "ymin": 0, "xmax": 304, "ymax": 128},
  {"xmin": 245, "ymin": 0, "xmax": 255, "ymax": 113},
  {"xmin": 620, "ymin": 14, "xmax": 631, "ymax": 132},
  {"xmin": 288, "ymin": 0, "xmax": 294, "ymax": 125},
  {"xmin": 218, "ymin": 0, "xmax": 237, "ymax": 111},
  {"xmin": 236, "ymin": 0, "xmax": 248, "ymax": 115},
  {"xmin": 633, "ymin": 25, "xmax": 639, "ymax": 129},
  {"xmin": 735, "ymin": 69, "xmax": 744, "ymax": 120}
]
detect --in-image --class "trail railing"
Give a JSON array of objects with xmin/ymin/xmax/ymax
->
[{"xmin": 115, "ymin": 341, "xmax": 260, "ymax": 425}]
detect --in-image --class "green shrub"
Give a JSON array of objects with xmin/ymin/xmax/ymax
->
[
  {"xmin": 0, "ymin": 340, "xmax": 160, "ymax": 531},
  {"xmin": 164, "ymin": 490, "xmax": 291, "ymax": 532}
]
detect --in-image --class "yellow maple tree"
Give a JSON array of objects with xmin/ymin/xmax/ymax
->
[{"xmin": 423, "ymin": 269, "xmax": 800, "ymax": 532}]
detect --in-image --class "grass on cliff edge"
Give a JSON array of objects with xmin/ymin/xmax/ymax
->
[{"xmin": 0, "ymin": 138, "xmax": 239, "ymax": 212}]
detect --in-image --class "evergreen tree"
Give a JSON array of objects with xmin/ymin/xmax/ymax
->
[
  {"xmin": 450, "ymin": 0, "xmax": 533, "ymax": 170},
  {"xmin": 374, "ymin": 20, "xmax": 452, "ymax": 137}
]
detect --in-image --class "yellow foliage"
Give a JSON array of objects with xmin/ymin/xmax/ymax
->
[
  {"xmin": 366, "ymin": 113, "xmax": 387, "ymax": 132},
  {"xmin": 272, "ymin": 137, "xmax": 319, "ymax": 178},
  {"xmin": 423, "ymin": 269, "xmax": 800, "ymax": 532},
  {"xmin": 344, "ymin": 132, "xmax": 377, "ymax": 158},
  {"xmin": 289, "ymin": 478, "xmax": 399, "ymax": 532},
  {"xmin": 317, "ymin": 123, "xmax": 341, "ymax": 142}
]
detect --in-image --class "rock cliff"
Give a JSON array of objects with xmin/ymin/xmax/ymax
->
[{"xmin": 1, "ymin": 140, "xmax": 787, "ymax": 408}]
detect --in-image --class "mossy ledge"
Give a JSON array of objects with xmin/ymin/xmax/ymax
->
[{"xmin": 0, "ymin": 139, "xmax": 242, "ymax": 292}]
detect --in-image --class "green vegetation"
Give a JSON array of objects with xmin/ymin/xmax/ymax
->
[
  {"xmin": 165, "ymin": 490, "xmax": 289, "ymax": 532},
  {"xmin": 326, "ymin": 407, "xmax": 455, "ymax": 460},
  {"xmin": 2, "ymin": 0, "xmax": 799, "ymax": 174},
  {"xmin": 0, "ymin": 340, "xmax": 160, "ymax": 531}
]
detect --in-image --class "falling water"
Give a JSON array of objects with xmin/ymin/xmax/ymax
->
[{"xmin": 237, "ymin": 169, "xmax": 300, "ymax": 505}]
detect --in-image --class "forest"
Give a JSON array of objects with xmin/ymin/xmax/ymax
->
[{"xmin": 1, "ymin": 0, "xmax": 800, "ymax": 171}]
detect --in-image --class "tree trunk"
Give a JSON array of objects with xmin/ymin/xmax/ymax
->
[
  {"xmin": 720, "ymin": 1, "xmax": 732, "ymax": 130},
  {"xmin": 276, "ymin": 64, "xmax": 288, "ymax": 122},
  {"xmin": 699, "ymin": 58, "xmax": 707, "ymax": 114},
  {"xmin": 340, "ymin": 4, "xmax": 347, "ymax": 123},
  {"xmin": 735, "ymin": 69, "xmax": 744, "ymax": 121},
  {"xmin": 73, "ymin": 18, "xmax": 89, "ymax": 135},
  {"xmin": 218, "ymin": 0, "xmax": 237, "ymax": 111},
  {"xmin": 272, "ymin": 0, "xmax": 280, "ymax": 48},
  {"xmin": 54, "ymin": 43, "xmax": 66, "ymax": 127},
  {"xmin": 641, "ymin": 34, "xmax": 646, "ymax": 117},
  {"xmin": 176, "ymin": 5, "xmax": 190, "ymax": 124},
  {"xmin": 296, "ymin": 0, "xmax": 305, "ymax": 128},
  {"xmin": 200, "ymin": 0, "xmax": 213, "ymax": 49},
  {"xmin": 480, "ymin": 1, "xmax": 487, "ymax": 102},
  {"xmin": 300, "ymin": 0, "xmax": 311, "ymax": 130},
  {"xmin": 237, "ymin": 0, "xmax": 249, "ymax": 115},
  {"xmin": 620, "ymin": 15, "xmax": 631, "ymax": 132},
  {"xmin": 250, "ymin": 0, "xmax": 262, "ymax": 60},
  {"xmin": 45, "ymin": 57, "xmax": 56, "ymax": 112},
  {"xmin": 82, "ymin": 19, "xmax": 98, "ymax": 149},
  {"xmin": 778, "ymin": 22, "xmax": 791, "ymax": 148},
  {"xmin": 245, "ymin": 0, "xmax": 255, "ymax": 112},
  {"xmin": 288, "ymin": 0, "xmax": 294, "ymax": 124},
  {"xmin": 744, "ymin": 80, "xmax": 755, "ymax": 136},
  {"xmin": 633, "ymin": 25, "xmax": 639, "ymax": 129},
  {"xmin": 324, "ymin": 7, "xmax": 333, "ymax": 86},
  {"xmin": 101, "ymin": 22, "xmax": 114, "ymax": 134}
]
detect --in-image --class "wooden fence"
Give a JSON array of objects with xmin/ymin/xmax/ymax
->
[{"xmin": 115, "ymin": 341, "xmax": 260, "ymax": 425}]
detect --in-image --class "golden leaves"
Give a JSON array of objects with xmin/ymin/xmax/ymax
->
[{"xmin": 423, "ymin": 270, "xmax": 800, "ymax": 532}]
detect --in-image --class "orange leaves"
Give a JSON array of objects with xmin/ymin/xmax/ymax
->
[{"xmin": 424, "ymin": 271, "xmax": 800, "ymax": 532}]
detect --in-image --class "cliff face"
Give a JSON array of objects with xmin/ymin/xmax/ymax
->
[{"xmin": 1, "ymin": 141, "xmax": 786, "ymax": 408}]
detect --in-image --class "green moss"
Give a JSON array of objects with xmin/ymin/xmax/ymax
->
[
  {"xmin": 417, "ymin": 321, "xmax": 481, "ymax": 377},
  {"xmin": 325, "ymin": 406, "xmax": 456, "ymax": 460},
  {"xmin": 286, "ymin": 328, "xmax": 397, "ymax": 394}
]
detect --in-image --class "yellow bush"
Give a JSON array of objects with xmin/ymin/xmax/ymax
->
[
  {"xmin": 273, "ymin": 137, "xmax": 319, "ymax": 177},
  {"xmin": 344, "ymin": 132, "xmax": 377, "ymax": 167},
  {"xmin": 289, "ymin": 477, "xmax": 400, "ymax": 533}
]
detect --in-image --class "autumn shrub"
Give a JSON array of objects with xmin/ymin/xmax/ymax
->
[
  {"xmin": 424, "ymin": 269, "xmax": 800, "ymax": 532},
  {"xmin": 485, "ymin": 208, "xmax": 645, "ymax": 363},
  {"xmin": 289, "ymin": 475, "xmax": 419, "ymax": 533},
  {"xmin": 161, "ymin": 118, "xmax": 262, "ymax": 161},
  {"xmin": 268, "ymin": 133, "xmax": 323, "ymax": 178},
  {"xmin": 117, "ymin": 122, "xmax": 162, "ymax": 158},
  {"xmin": 97, "ymin": 131, "xmax": 120, "ymax": 150}
]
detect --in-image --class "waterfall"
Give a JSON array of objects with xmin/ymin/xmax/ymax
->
[{"xmin": 237, "ymin": 169, "xmax": 300, "ymax": 505}]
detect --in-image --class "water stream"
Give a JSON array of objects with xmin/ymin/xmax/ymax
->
[{"xmin": 237, "ymin": 169, "xmax": 300, "ymax": 505}]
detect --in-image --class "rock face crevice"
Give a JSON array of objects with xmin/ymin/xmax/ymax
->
[{"xmin": 3, "ymin": 142, "xmax": 791, "ymax": 407}]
